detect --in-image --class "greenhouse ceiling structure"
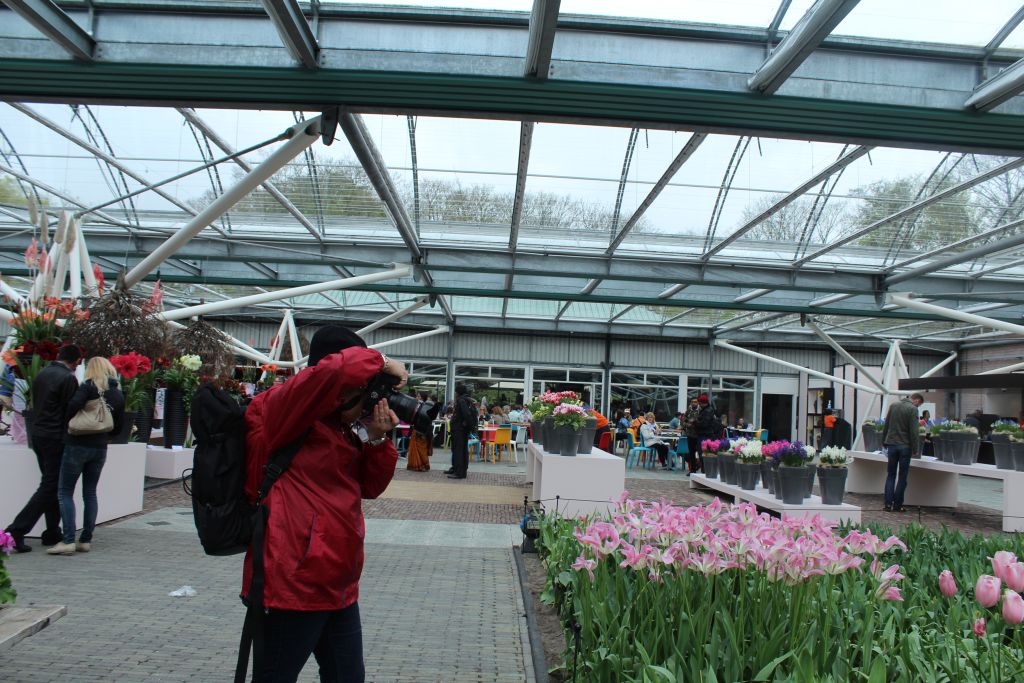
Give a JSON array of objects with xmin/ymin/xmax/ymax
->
[{"xmin": 3, "ymin": 0, "xmax": 1024, "ymax": 353}]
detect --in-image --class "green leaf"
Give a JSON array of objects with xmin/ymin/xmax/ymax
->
[
  {"xmin": 753, "ymin": 652, "xmax": 794, "ymax": 681},
  {"xmin": 868, "ymin": 657, "xmax": 887, "ymax": 683}
]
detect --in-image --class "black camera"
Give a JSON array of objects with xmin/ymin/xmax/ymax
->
[{"xmin": 363, "ymin": 373, "xmax": 439, "ymax": 435}]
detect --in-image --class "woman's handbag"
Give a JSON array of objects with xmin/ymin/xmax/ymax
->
[{"xmin": 69, "ymin": 389, "xmax": 114, "ymax": 435}]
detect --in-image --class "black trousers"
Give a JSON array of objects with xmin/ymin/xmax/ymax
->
[
  {"xmin": 450, "ymin": 428, "xmax": 470, "ymax": 476},
  {"xmin": 260, "ymin": 602, "xmax": 364, "ymax": 683},
  {"xmin": 6, "ymin": 434, "xmax": 64, "ymax": 542},
  {"xmin": 686, "ymin": 436, "xmax": 704, "ymax": 473},
  {"xmin": 652, "ymin": 442, "xmax": 669, "ymax": 466}
]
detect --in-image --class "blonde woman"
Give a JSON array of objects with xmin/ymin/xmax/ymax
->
[{"xmin": 48, "ymin": 357, "xmax": 125, "ymax": 556}]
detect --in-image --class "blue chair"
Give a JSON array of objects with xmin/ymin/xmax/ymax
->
[
  {"xmin": 757, "ymin": 428, "xmax": 768, "ymax": 441},
  {"xmin": 625, "ymin": 432, "xmax": 654, "ymax": 470},
  {"xmin": 467, "ymin": 434, "xmax": 481, "ymax": 460},
  {"xmin": 672, "ymin": 437, "xmax": 689, "ymax": 473}
]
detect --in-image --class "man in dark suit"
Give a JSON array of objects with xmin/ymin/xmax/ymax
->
[
  {"xmin": 5, "ymin": 344, "xmax": 82, "ymax": 552},
  {"xmin": 447, "ymin": 383, "xmax": 476, "ymax": 479}
]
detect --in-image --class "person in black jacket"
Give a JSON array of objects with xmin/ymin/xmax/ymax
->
[
  {"xmin": 695, "ymin": 394, "xmax": 720, "ymax": 442},
  {"xmin": 47, "ymin": 357, "xmax": 125, "ymax": 555},
  {"xmin": 447, "ymin": 383, "xmax": 477, "ymax": 479},
  {"xmin": 4, "ymin": 344, "xmax": 82, "ymax": 553}
]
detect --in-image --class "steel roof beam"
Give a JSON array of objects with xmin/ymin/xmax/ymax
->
[
  {"xmin": 748, "ymin": 0, "xmax": 861, "ymax": 95},
  {"xmin": 797, "ymin": 157, "xmax": 1024, "ymax": 267},
  {"xmin": 505, "ymin": 120, "xmax": 534, "ymax": 294},
  {"xmin": 659, "ymin": 308, "xmax": 695, "ymax": 326},
  {"xmin": 0, "ymin": 161, "xmax": 135, "ymax": 231},
  {"xmin": 886, "ymin": 216, "xmax": 1024, "ymax": 273},
  {"xmin": 2, "ymin": 0, "xmax": 94, "ymax": 60},
  {"xmin": 523, "ymin": 0, "xmax": 559, "ymax": 79},
  {"xmin": 985, "ymin": 7, "xmax": 1024, "ymax": 60},
  {"xmin": 970, "ymin": 255, "xmax": 1024, "ymax": 278},
  {"xmin": 702, "ymin": 144, "xmax": 870, "ymax": 261},
  {"xmin": 886, "ymin": 227, "xmax": 1024, "ymax": 286},
  {"xmin": 966, "ymin": 58, "xmax": 1024, "ymax": 111},
  {"xmin": 176, "ymin": 107, "xmax": 323, "ymax": 244},
  {"xmin": 606, "ymin": 133, "xmax": 706, "ymax": 255},
  {"xmin": 259, "ymin": 0, "xmax": 318, "ymax": 69}
]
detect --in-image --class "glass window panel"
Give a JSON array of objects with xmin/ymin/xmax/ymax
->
[
  {"xmin": 829, "ymin": 0, "xmax": 1018, "ymax": 45},
  {"xmin": 714, "ymin": 391, "xmax": 755, "ymax": 428},
  {"xmin": 646, "ymin": 374, "xmax": 680, "ymax": 387},
  {"xmin": 490, "ymin": 366, "xmax": 526, "ymax": 379},
  {"xmin": 411, "ymin": 363, "xmax": 447, "ymax": 376},
  {"xmin": 533, "ymin": 368, "xmax": 568, "ymax": 381},
  {"xmin": 688, "ymin": 377, "xmax": 710, "ymax": 389},
  {"xmin": 560, "ymin": 0, "xmax": 779, "ymax": 27},
  {"xmin": 569, "ymin": 371, "xmax": 603, "ymax": 383},
  {"xmin": 721, "ymin": 377, "xmax": 755, "ymax": 390},
  {"xmin": 454, "ymin": 365, "xmax": 489, "ymax": 378},
  {"xmin": 610, "ymin": 385, "xmax": 678, "ymax": 422},
  {"xmin": 611, "ymin": 372, "xmax": 646, "ymax": 385}
]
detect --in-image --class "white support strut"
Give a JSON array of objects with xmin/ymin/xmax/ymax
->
[
  {"xmin": 713, "ymin": 339, "xmax": 883, "ymax": 395},
  {"xmin": 886, "ymin": 293, "xmax": 1024, "ymax": 337}
]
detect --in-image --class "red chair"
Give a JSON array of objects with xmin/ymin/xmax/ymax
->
[{"xmin": 597, "ymin": 431, "xmax": 612, "ymax": 453}]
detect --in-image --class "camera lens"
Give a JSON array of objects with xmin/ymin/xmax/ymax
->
[{"xmin": 387, "ymin": 393, "xmax": 439, "ymax": 435}]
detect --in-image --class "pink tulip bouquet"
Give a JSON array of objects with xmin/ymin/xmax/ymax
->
[{"xmin": 0, "ymin": 529, "xmax": 15, "ymax": 604}]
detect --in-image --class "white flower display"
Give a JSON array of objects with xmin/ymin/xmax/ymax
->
[
  {"xmin": 180, "ymin": 354, "xmax": 202, "ymax": 371},
  {"xmin": 819, "ymin": 446, "xmax": 851, "ymax": 467},
  {"xmin": 738, "ymin": 439, "xmax": 763, "ymax": 463}
]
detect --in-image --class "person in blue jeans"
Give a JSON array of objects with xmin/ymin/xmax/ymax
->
[
  {"xmin": 48, "ymin": 357, "xmax": 125, "ymax": 556},
  {"xmin": 881, "ymin": 393, "xmax": 924, "ymax": 513}
]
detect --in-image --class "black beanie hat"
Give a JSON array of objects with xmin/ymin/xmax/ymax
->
[{"xmin": 307, "ymin": 325, "xmax": 366, "ymax": 367}]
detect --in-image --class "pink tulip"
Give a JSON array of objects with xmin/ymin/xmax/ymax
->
[
  {"xmin": 974, "ymin": 617, "xmax": 987, "ymax": 637},
  {"xmin": 1004, "ymin": 590, "xmax": 1024, "ymax": 625},
  {"xmin": 976, "ymin": 575, "xmax": 1002, "ymax": 608},
  {"xmin": 1005, "ymin": 562, "xmax": 1024, "ymax": 593},
  {"xmin": 938, "ymin": 570, "xmax": 958, "ymax": 597},
  {"xmin": 991, "ymin": 551, "xmax": 1018, "ymax": 581}
]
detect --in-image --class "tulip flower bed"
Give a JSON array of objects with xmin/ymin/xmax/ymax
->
[{"xmin": 537, "ymin": 495, "xmax": 1024, "ymax": 682}]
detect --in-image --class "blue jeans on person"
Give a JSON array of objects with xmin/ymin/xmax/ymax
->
[
  {"xmin": 260, "ymin": 602, "xmax": 364, "ymax": 682},
  {"xmin": 883, "ymin": 443, "xmax": 912, "ymax": 509},
  {"xmin": 58, "ymin": 444, "xmax": 107, "ymax": 545}
]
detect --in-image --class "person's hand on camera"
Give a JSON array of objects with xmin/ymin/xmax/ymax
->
[
  {"xmin": 381, "ymin": 355, "xmax": 408, "ymax": 389},
  {"xmin": 366, "ymin": 398, "xmax": 400, "ymax": 441}
]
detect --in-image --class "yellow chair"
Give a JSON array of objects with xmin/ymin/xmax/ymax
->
[{"xmin": 486, "ymin": 427, "xmax": 513, "ymax": 464}]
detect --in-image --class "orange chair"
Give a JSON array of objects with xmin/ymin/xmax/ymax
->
[{"xmin": 486, "ymin": 427, "xmax": 513, "ymax": 463}]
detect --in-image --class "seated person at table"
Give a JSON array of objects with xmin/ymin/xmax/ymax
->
[
  {"xmin": 631, "ymin": 412, "xmax": 646, "ymax": 431},
  {"xmin": 668, "ymin": 412, "xmax": 683, "ymax": 430},
  {"xmin": 507, "ymin": 404, "xmax": 523, "ymax": 422},
  {"xmin": 491, "ymin": 405, "xmax": 508, "ymax": 424},
  {"xmin": 639, "ymin": 412, "xmax": 670, "ymax": 468},
  {"xmin": 736, "ymin": 417, "xmax": 746, "ymax": 430},
  {"xmin": 590, "ymin": 408, "xmax": 609, "ymax": 447},
  {"xmin": 614, "ymin": 410, "xmax": 631, "ymax": 451}
]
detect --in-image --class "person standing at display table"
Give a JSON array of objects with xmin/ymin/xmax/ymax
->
[
  {"xmin": 447, "ymin": 383, "xmax": 476, "ymax": 479},
  {"xmin": 4, "ymin": 344, "xmax": 83, "ymax": 553},
  {"xmin": 48, "ymin": 357, "xmax": 126, "ymax": 555},
  {"xmin": 881, "ymin": 393, "xmax": 924, "ymax": 513},
  {"xmin": 639, "ymin": 412, "xmax": 670, "ymax": 468}
]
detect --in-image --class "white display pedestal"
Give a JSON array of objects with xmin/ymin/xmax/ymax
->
[
  {"xmin": 847, "ymin": 450, "xmax": 1024, "ymax": 532},
  {"xmin": 528, "ymin": 442, "xmax": 625, "ymax": 518},
  {"xmin": 144, "ymin": 446, "xmax": 194, "ymax": 480},
  {"xmin": 0, "ymin": 438, "xmax": 146, "ymax": 538},
  {"xmin": 689, "ymin": 473, "xmax": 862, "ymax": 524}
]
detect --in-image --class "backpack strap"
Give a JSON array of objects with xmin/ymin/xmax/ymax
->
[{"xmin": 235, "ymin": 428, "xmax": 311, "ymax": 683}]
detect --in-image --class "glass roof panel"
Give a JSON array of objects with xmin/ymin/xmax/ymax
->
[
  {"xmin": 827, "ymin": 0, "xmax": 1018, "ymax": 46},
  {"xmin": 559, "ymin": 0, "xmax": 778, "ymax": 27},
  {"xmin": 1002, "ymin": 21, "xmax": 1024, "ymax": 50}
]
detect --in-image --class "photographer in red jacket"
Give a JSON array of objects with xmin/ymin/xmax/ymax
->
[{"xmin": 241, "ymin": 326, "xmax": 407, "ymax": 682}]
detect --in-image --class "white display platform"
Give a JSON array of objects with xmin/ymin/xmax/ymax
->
[
  {"xmin": 528, "ymin": 442, "xmax": 625, "ymax": 518},
  {"xmin": 689, "ymin": 473, "xmax": 862, "ymax": 524},
  {"xmin": 144, "ymin": 446, "xmax": 194, "ymax": 480},
  {"xmin": 0, "ymin": 438, "xmax": 146, "ymax": 538},
  {"xmin": 847, "ymin": 450, "xmax": 1024, "ymax": 532}
]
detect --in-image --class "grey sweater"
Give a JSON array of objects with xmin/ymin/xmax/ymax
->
[{"xmin": 881, "ymin": 398, "xmax": 920, "ymax": 454}]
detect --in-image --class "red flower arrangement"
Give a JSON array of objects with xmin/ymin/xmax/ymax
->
[{"xmin": 110, "ymin": 352, "xmax": 153, "ymax": 380}]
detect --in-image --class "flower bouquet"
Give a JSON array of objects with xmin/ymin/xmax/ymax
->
[
  {"xmin": 700, "ymin": 438, "xmax": 723, "ymax": 479},
  {"xmin": 552, "ymin": 403, "xmax": 588, "ymax": 457},
  {"xmin": 160, "ymin": 354, "xmax": 201, "ymax": 447},
  {"xmin": 736, "ymin": 440, "xmax": 763, "ymax": 490},
  {"xmin": 0, "ymin": 529, "xmax": 16, "ymax": 604},
  {"xmin": 777, "ymin": 441, "xmax": 815, "ymax": 504},
  {"xmin": 110, "ymin": 352, "xmax": 156, "ymax": 443}
]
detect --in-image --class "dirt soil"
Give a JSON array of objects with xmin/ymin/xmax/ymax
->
[{"xmin": 521, "ymin": 552, "xmax": 570, "ymax": 682}]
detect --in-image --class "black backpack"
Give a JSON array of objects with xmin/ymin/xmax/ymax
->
[{"xmin": 185, "ymin": 382, "xmax": 308, "ymax": 682}]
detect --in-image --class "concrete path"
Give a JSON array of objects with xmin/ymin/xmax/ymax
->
[{"xmin": 4, "ymin": 510, "xmax": 533, "ymax": 683}]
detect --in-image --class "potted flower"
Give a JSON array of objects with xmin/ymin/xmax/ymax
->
[
  {"xmin": 719, "ymin": 437, "xmax": 744, "ymax": 485},
  {"xmin": 861, "ymin": 418, "xmax": 884, "ymax": 452},
  {"xmin": 529, "ymin": 399, "xmax": 552, "ymax": 448},
  {"xmin": 0, "ymin": 529, "xmax": 15, "ymax": 605},
  {"xmin": 161, "ymin": 354, "xmax": 201, "ymax": 447},
  {"xmin": 935, "ymin": 420, "xmax": 980, "ymax": 466},
  {"xmin": 1009, "ymin": 432, "xmax": 1024, "ymax": 472},
  {"xmin": 736, "ymin": 440, "xmax": 763, "ymax": 490},
  {"xmin": 700, "ymin": 439, "xmax": 722, "ymax": 479},
  {"xmin": 109, "ymin": 352, "xmax": 155, "ymax": 444},
  {"xmin": 539, "ymin": 390, "xmax": 581, "ymax": 450},
  {"xmin": 990, "ymin": 420, "xmax": 1021, "ymax": 470},
  {"xmin": 760, "ymin": 440, "xmax": 784, "ymax": 494},
  {"xmin": 777, "ymin": 441, "xmax": 814, "ymax": 505},
  {"xmin": 817, "ymin": 445, "xmax": 851, "ymax": 505},
  {"xmin": 551, "ymin": 403, "xmax": 588, "ymax": 457}
]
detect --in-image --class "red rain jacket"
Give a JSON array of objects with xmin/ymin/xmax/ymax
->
[{"xmin": 241, "ymin": 347, "xmax": 398, "ymax": 611}]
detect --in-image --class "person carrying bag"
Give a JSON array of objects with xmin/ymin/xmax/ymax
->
[{"xmin": 68, "ymin": 381, "xmax": 114, "ymax": 435}]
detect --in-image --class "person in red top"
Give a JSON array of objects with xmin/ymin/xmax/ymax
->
[{"xmin": 242, "ymin": 325, "xmax": 407, "ymax": 682}]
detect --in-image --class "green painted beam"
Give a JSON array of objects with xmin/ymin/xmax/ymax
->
[{"xmin": 3, "ymin": 60, "xmax": 1024, "ymax": 153}]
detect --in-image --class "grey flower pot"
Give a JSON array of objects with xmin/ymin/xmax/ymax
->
[
  {"xmin": 817, "ymin": 466, "xmax": 848, "ymax": 505},
  {"xmin": 553, "ymin": 424, "xmax": 580, "ymax": 457},
  {"xmin": 719, "ymin": 454, "xmax": 738, "ymax": 485},
  {"xmin": 531, "ymin": 420, "xmax": 545, "ymax": 447},
  {"xmin": 992, "ymin": 433, "xmax": 1015, "ymax": 470},
  {"xmin": 1012, "ymin": 442, "xmax": 1024, "ymax": 472},
  {"xmin": 703, "ymin": 455, "xmax": 719, "ymax": 479},
  {"xmin": 803, "ymin": 464, "xmax": 815, "ymax": 498},
  {"xmin": 760, "ymin": 463, "xmax": 774, "ymax": 493},
  {"xmin": 944, "ymin": 432, "xmax": 980, "ymax": 466},
  {"xmin": 778, "ymin": 465, "xmax": 806, "ymax": 504},
  {"xmin": 738, "ymin": 462, "xmax": 760, "ymax": 490},
  {"xmin": 932, "ymin": 433, "xmax": 949, "ymax": 461},
  {"xmin": 543, "ymin": 416, "xmax": 555, "ymax": 451},
  {"xmin": 861, "ymin": 426, "xmax": 883, "ymax": 452},
  {"xmin": 577, "ymin": 417, "xmax": 598, "ymax": 455}
]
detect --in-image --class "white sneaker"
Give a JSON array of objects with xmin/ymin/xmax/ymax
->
[
  {"xmin": 46, "ymin": 541, "xmax": 76, "ymax": 556},
  {"xmin": 76, "ymin": 542, "xmax": 91, "ymax": 553}
]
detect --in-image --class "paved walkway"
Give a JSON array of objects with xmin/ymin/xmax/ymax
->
[{"xmin": 5, "ymin": 509, "xmax": 533, "ymax": 683}]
